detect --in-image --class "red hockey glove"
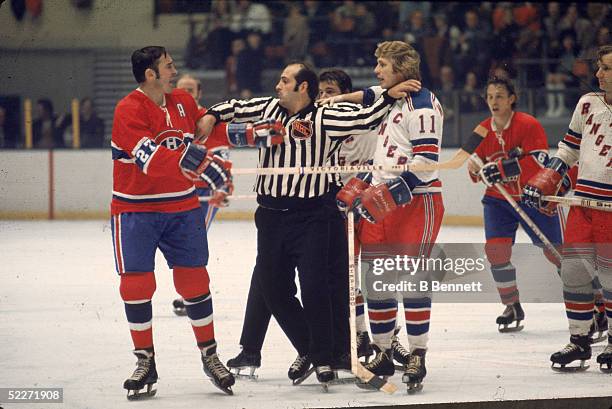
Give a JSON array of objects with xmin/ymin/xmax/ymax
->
[
  {"xmin": 355, "ymin": 177, "xmax": 413, "ymax": 223},
  {"xmin": 227, "ymin": 119, "xmax": 286, "ymax": 148},
  {"xmin": 523, "ymin": 168, "xmax": 563, "ymax": 215},
  {"xmin": 209, "ymin": 181, "xmax": 234, "ymax": 208},
  {"xmin": 336, "ymin": 177, "xmax": 369, "ymax": 213}
]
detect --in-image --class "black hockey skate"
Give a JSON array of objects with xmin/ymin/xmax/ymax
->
[
  {"xmin": 550, "ymin": 335, "xmax": 591, "ymax": 372},
  {"xmin": 356, "ymin": 346, "xmax": 395, "ymax": 390},
  {"xmin": 123, "ymin": 350, "xmax": 158, "ymax": 400},
  {"xmin": 596, "ymin": 343, "xmax": 612, "ymax": 373},
  {"xmin": 201, "ymin": 351, "xmax": 235, "ymax": 395},
  {"xmin": 289, "ymin": 355, "xmax": 313, "ymax": 385},
  {"xmin": 496, "ymin": 302, "xmax": 524, "ymax": 332},
  {"xmin": 227, "ymin": 350, "xmax": 261, "ymax": 380},
  {"xmin": 357, "ymin": 331, "xmax": 374, "ymax": 363},
  {"xmin": 402, "ymin": 348, "xmax": 426, "ymax": 394},
  {"xmin": 172, "ymin": 298, "xmax": 187, "ymax": 316},
  {"xmin": 316, "ymin": 365, "xmax": 335, "ymax": 392},
  {"xmin": 391, "ymin": 329, "xmax": 410, "ymax": 371},
  {"xmin": 589, "ymin": 309, "xmax": 608, "ymax": 344}
]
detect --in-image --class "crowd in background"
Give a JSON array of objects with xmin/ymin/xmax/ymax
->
[
  {"xmin": 188, "ymin": 1, "xmax": 610, "ymax": 103},
  {"xmin": 1, "ymin": 1, "xmax": 609, "ymax": 149}
]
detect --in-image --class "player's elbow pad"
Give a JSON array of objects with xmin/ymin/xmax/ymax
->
[{"xmin": 545, "ymin": 157, "xmax": 569, "ymax": 177}]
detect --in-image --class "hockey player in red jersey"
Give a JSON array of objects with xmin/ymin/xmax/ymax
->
[
  {"xmin": 466, "ymin": 77, "xmax": 567, "ymax": 332},
  {"xmin": 111, "ymin": 46, "xmax": 235, "ymax": 398},
  {"xmin": 524, "ymin": 44, "xmax": 612, "ymax": 372}
]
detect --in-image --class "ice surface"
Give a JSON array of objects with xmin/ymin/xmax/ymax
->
[{"xmin": 0, "ymin": 220, "xmax": 609, "ymax": 409}]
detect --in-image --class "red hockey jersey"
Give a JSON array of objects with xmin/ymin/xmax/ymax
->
[
  {"xmin": 472, "ymin": 112, "xmax": 549, "ymax": 200},
  {"xmin": 111, "ymin": 88, "xmax": 205, "ymax": 215}
]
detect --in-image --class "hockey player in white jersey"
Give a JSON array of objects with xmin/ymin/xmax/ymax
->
[
  {"xmin": 334, "ymin": 41, "xmax": 445, "ymax": 393},
  {"xmin": 524, "ymin": 44, "xmax": 612, "ymax": 372}
]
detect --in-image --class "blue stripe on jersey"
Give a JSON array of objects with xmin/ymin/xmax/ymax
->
[
  {"xmin": 124, "ymin": 301, "xmax": 152, "ymax": 323},
  {"xmin": 113, "ymin": 190, "xmax": 197, "ymax": 204},
  {"xmin": 410, "ymin": 88, "xmax": 433, "ymax": 110},
  {"xmin": 411, "ymin": 138, "xmax": 439, "ymax": 146},
  {"xmin": 577, "ymin": 179, "xmax": 612, "ymax": 190},
  {"xmin": 402, "ymin": 297, "xmax": 431, "ymax": 309},
  {"xmin": 363, "ymin": 88, "xmax": 376, "ymax": 107},
  {"xmin": 567, "ymin": 128, "xmax": 582, "ymax": 138},
  {"xmin": 413, "ymin": 152, "xmax": 439, "ymax": 161},
  {"xmin": 112, "ymin": 147, "xmax": 131, "ymax": 160},
  {"xmin": 563, "ymin": 291, "xmax": 594, "ymax": 302}
]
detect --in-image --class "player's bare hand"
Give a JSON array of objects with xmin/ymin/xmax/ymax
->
[
  {"xmin": 387, "ymin": 80, "xmax": 421, "ymax": 99},
  {"xmin": 316, "ymin": 95, "xmax": 344, "ymax": 106},
  {"xmin": 196, "ymin": 114, "xmax": 216, "ymax": 140}
]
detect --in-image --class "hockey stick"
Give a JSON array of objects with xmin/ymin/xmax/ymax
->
[
  {"xmin": 199, "ymin": 194, "xmax": 258, "ymax": 202},
  {"xmin": 408, "ymin": 149, "xmax": 472, "ymax": 172},
  {"xmin": 473, "ymin": 156, "xmax": 562, "ymax": 262},
  {"xmin": 232, "ymin": 163, "xmax": 413, "ymax": 176},
  {"xmin": 542, "ymin": 195, "xmax": 612, "ymax": 212},
  {"xmin": 347, "ymin": 211, "xmax": 398, "ymax": 394}
]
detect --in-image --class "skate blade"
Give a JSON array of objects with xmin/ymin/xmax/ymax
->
[
  {"xmin": 321, "ymin": 383, "xmax": 329, "ymax": 393},
  {"xmin": 590, "ymin": 333, "xmax": 606, "ymax": 344},
  {"xmin": 231, "ymin": 367, "xmax": 258, "ymax": 380},
  {"xmin": 209, "ymin": 380, "xmax": 234, "ymax": 395},
  {"xmin": 126, "ymin": 385, "xmax": 157, "ymax": 400},
  {"xmin": 172, "ymin": 309, "xmax": 187, "ymax": 317},
  {"xmin": 598, "ymin": 363, "xmax": 612, "ymax": 373},
  {"xmin": 406, "ymin": 382, "xmax": 423, "ymax": 394},
  {"xmin": 292, "ymin": 367, "xmax": 315, "ymax": 385},
  {"xmin": 394, "ymin": 364, "xmax": 406, "ymax": 372},
  {"xmin": 498, "ymin": 323, "xmax": 524, "ymax": 333},
  {"xmin": 551, "ymin": 362, "xmax": 589, "ymax": 372},
  {"xmin": 329, "ymin": 375, "xmax": 357, "ymax": 385}
]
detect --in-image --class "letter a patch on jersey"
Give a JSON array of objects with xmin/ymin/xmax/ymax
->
[{"xmin": 291, "ymin": 119, "xmax": 313, "ymax": 140}]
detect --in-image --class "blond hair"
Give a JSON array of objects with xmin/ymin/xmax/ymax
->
[{"xmin": 375, "ymin": 41, "xmax": 421, "ymax": 81}]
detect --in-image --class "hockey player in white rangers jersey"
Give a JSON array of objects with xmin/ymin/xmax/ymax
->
[
  {"xmin": 524, "ymin": 44, "xmax": 612, "ymax": 372},
  {"xmin": 335, "ymin": 41, "xmax": 444, "ymax": 393}
]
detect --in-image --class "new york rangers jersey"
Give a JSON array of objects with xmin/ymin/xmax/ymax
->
[
  {"xmin": 111, "ymin": 88, "xmax": 204, "ymax": 215},
  {"xmin": 368, "ymin": 86, "xmax": 444, "ymax": 194},
  {"xmin": 472, "ymin": 112, "xmax": 549, "ymax": 200},
  {"xmin": 555, "ymin": 92, "xmax": 612, "ymax": 201}
]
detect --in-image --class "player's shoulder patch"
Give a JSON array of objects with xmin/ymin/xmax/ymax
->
[{"xmin": 406, "ymin": 87, "xmax": 434, "ymax": 111}]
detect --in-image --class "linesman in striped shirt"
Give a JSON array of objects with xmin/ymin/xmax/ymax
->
[{"xmin": 198, "ymin": 62, "xmax": 411, "ymax": 385}]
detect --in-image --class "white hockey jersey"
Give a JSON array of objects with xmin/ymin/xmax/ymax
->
[
  {"xmin": 556, "ymin": 92, "xmax": 612, "ymax": 201},
  {"xmin": 368, "ymin": 86, "xmax": 444, "ymax": 194}
]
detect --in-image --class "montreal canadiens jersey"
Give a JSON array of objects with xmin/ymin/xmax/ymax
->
[
  {"xmin": 555, "ymin": 92, "xmax": 612, "ymax": 202},
  {"xmin": 369, "ymin": 86, "xmax": 443, "ymax": 194},
  {"xmin": 111, "ymin": 88, "xmax": 203, "ymax": 215},
  {"xmin": 472, "ymin": 112, "xmax": 549, "ymax": 200},
  {"xmin": 195, "ymin": 106, "xmax": 230, "ymax": 194}
]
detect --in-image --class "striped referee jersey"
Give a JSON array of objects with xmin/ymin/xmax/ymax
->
[{"xmin": 208, "ymin": 93, "xmax": 396, "ymax": 209}]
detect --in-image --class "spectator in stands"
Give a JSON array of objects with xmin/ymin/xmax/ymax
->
[
  {"xmin": 437, "ymin": 65, "xmax": 457, "ymax": 120},
  {"xmin": 283, "ymin": 3, "xmax": 309, "ymax": 63},
  {"xmin": 457, "ymin": 9, "xmax": 490, "ymax": 79},
  {"xmin": 461, "ymin": 71, "xmax": 487, "ymax": 113},
  {"xmin": 230, "ymin": 0, "xmax": 271, "ymax": 40},
  {"xmin": 490, "ymin": 5, "xmax": 519, "ymax": 77},
  {"xmin": 236, "ymin": 31, "xmax": 264, "ymax": 98},
  {"xmin": 225, "ymin": 38, "xmax": 245, "ymax": 97},
  {"xmin": 398, "ymin": 1, "xmax": 431, "ymax": 30},
  {"xmin": 543, "ymin": 2, "xmax": 563, "ymax": 55},
  {"xmin": 55, "ymin": 98, "xmax": 105, "ymax": 148},
  {"xmin": 402, "ymin": 10, "xmax": 430, "ymax": 46},
  {"xmin": 426, "ymin": 13, "xmax": 457, "ymax": 88},
  {"xmin": 544, "ymin": 32, "xmax": 579, "ymax": 117},
  {"xmin": 514, "ymin": 3, "xmax": 543, "ymax": 87},
  {"xmin": 354, "ymin": 3, "xmax": 376, "ymax": 38},
  {"xmin": 559, "ymin": 3, "xmax": 590, "ymax": 52},
  {"xmin": 330, "ymin": 0, "xmax": 357, "ymax": 65},
  {"xmin": 201, "ymin": 0, "xmax": 234, "ymax": 69},
  {"xmin": 33, "ymin": 98, "xmax": 63, "ymax": 149}
]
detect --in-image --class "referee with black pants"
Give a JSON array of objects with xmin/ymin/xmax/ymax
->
[{"xmin": 199, "ymin": 62, "xmax": 408, "ymax": 384}]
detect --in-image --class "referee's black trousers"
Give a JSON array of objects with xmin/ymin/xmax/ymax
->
[{"xmin": 254, "ymin": 205, "xmax": 335, "ymax": 366}]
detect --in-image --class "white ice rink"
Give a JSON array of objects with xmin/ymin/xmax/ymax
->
[{"xmin": 1, "ymin": 220, "xmax": 611, "ymax": 409}]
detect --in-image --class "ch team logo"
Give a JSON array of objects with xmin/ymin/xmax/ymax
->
[{"xmin": 154, "ymin": 129, "xmax": 185, "ymax": 150}]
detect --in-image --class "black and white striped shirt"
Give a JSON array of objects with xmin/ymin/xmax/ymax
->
[{"xmin": 208, "ymin": 92, "xmax": 395, "ymax": 209}]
